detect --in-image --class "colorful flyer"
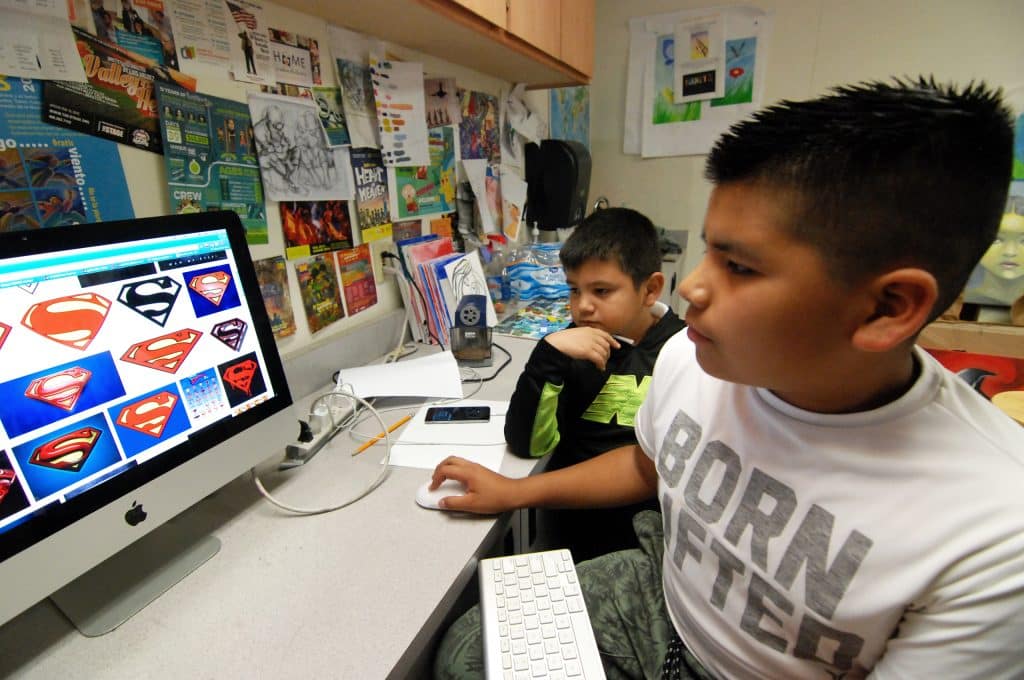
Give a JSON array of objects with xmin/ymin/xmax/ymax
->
[
  {"xmin": 253, "ymin": 255, "xmax": 295, "ymax": 338},
  {"xmin": 312, "ymin": 85, "xmax": 350, "ymax": 147},
  {"xmin": 91, "ymin": 0, "xmax": 180, "ymax": 70},
  {"xmin": 280, "ymin": 199, "xmax": 353, "ymax": 259},
  {"xmin": 0, "ymin": 76, "xmax": 134, "ymax": 229},
  {"xmin": 225, "ymin": 0, "xmax": 274, "ymax": 85},
  {"xmin": 394, "ymin": 125, "xmax": 456, "ymax": 219},
  {"xmin": 155, "ymin": 82, "xmax": 268, "ymax": 243},
  {"xmin": 295, "ymin": 253, "xmax": 345, "ymax": 334},
  {"xmin": 336, "ymin": 244, "xmax": 378, "ymax": 316},
  {"xmin": 459, "ymin": 89, "xmax": 500, "ymax": 164},
  {"xmin": 41, "ymin": 26, "xmax": 197, "ymax": 154},
  {"xmin": 350, "ymin": 146, "xmax": 391, "ymax": 242}
]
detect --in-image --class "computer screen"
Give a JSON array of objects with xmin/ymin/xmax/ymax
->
[{"xmin": 0, "ymin": 211, "xmax": 292, "ymax": 631}]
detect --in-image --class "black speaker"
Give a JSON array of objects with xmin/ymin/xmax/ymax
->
[{"xmin": 524, "ymin": 139, "xmax": 591, "ymax": 232}]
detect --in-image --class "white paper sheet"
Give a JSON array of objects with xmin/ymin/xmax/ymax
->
[
  {"xmin": 336, "ymin": 351, "xmax": 464, "ymax": 399},
  {"xmin": 0, "ymin": 3, "xmax": 87, "ymax": 83},
  {"xmin": 387, "ymin": 399, "xmax": 509, "ymax": 471},
  {"xmin": 370, "ymin": 55, "xmax": 430, "ymax": 166}
]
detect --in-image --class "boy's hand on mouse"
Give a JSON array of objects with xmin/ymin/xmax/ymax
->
[
  {"xmin": 544, "ymin": 326, "xmax": 621, "ymax": 371},
  {"xmin": 431, "ymin": 456, "xmax": 518, "ymax": 514}
]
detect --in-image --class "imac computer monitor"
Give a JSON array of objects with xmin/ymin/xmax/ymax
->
[{"xmin": 0, "ymin": 211, "xmax": 293, "ymax": 634}]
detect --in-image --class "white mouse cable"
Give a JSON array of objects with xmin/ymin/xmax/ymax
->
[{"xmin": 252, "ymin": 388, "xmax": 392, "ymax": 515}]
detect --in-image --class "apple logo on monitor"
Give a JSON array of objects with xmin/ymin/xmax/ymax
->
[{"xmin": 124, "ymin": 501, "xmax": 147, "ymax": 526}]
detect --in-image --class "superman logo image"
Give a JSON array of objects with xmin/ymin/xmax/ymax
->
[
  {"xmin": 118, "ymin": 276, "xmax": 182, "ymax": 327},
  {"xmin": 223, "ymin": 359, "xmax": 257, "ymax": 395},
  {"xmin": 121, "ymin": 329, "xmax": 202, "ymax": 374},
  {"xmin": 22, "ymin": 292, "xmax": 111, "ymax": 350},
  {"xmin": 0, "ymin": 322, "xmax": 9, "ymax": 352},
  {"xmin": 25, "ymin": 366, "xmax": 92, "ymax": 411},
  {"xmin": 117, "ymin": 391, "xmax": 179, "ymax": 437},
  {"xmin": 218, "ymin": 351, "xmax": 267, "ymax": 407},
  {"xmin": 212, "ymin": 318, "xmax": 247, "ymax": 351},
  {"xmin": 29, "ymin": 426, "xmax": 101, "ymax": 472},
  {"xmin": 0, "ymin": 468, "xmax": 15, "ymax": 504},
  {"xmin": 188, "ymin": 270, "xmax": 231, "ymax": 306}
]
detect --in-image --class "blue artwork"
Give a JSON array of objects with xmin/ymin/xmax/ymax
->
[
  {"xmin": 549, "ymin": 86, "xmax": 590, "ymax": 149},
  {"xmin": 0, "ymin": 77, "xmax": 134, "ymax": 230}
]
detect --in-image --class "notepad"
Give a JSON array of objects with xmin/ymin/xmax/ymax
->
[
  {"xmin": 387, "ymin": 399, "xmax": 509, "ymax": 471},
  {"xmin": 336, "ymin": 351, "xmax": 464, "ymax": 399}
]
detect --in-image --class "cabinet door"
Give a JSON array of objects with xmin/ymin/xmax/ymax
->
[
  {"xmin": 451, "ymin": 0, "xmax": 507, "ymax": 27},
  {"xmin": 559, "ymin": 0, "xmax": 593, "ymax": 76},
  {"xmin": 507, "ymin": 0, "xmax": 561, "ymax": 59}
]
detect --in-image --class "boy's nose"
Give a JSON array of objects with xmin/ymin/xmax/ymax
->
[{"xmin": 678, "ymin": 263, "xmax": 709, "ymax": 308}]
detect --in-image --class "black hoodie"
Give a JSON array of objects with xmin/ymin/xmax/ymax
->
[{"xmin": 503, "ymin": 303, "xmax": 686, "ymax": 559}]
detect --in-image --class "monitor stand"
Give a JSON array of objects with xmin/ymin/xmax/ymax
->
[{"xmin": 49, "ymin": 520, "xmax": 220, "ymax": 637}]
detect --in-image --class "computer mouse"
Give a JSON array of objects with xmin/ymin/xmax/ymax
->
[{"xmin": 415, "ymin": 478, "xmax": 467, "ymax": 510}]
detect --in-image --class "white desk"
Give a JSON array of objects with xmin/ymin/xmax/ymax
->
[{"xmin": 0, "ymin": 335, "xmax": 540, "ymax": 679}]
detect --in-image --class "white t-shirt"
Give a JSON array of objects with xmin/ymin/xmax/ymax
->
[{"xmin": 635, "ymin": 333, "xmax": 1024, "ymax": 679}]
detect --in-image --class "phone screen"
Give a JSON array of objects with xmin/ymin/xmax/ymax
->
[{"xmin": 424, "ymin": 406, "xmax": 491, "ymax": 423}]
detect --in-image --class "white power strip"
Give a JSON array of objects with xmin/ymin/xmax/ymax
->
[{"xmin": 279, "ymin": 398, "xmax": 356, "ymax": 469}]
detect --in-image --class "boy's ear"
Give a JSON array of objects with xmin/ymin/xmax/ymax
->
[
  {"xmin": 851, "ymin": 268, "xmax": 938, "ymax": 352},
  {"xmin": 641, "ymin": 271, "xmax": 665, "ymax": 306}
]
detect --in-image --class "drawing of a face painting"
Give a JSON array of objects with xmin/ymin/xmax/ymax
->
[
  {"xmin": 981, "ymin": 214, "xmax": 1024, "ymax": 281},
  {"xmin": 450, "ymin": 259, "xmax": 487, "ymax": 299}
]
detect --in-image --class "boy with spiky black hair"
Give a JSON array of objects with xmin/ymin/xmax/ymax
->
[
  {"xmin": 504, "ymin": 207, "xmax": 685, "ymax": 561},
  {"xmin": 433, "ymin": 78, "xmax": 1024, "ymax": 679}
]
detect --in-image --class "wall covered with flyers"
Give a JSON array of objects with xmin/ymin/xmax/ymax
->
[{"xmin": 0, "ymin": 0, "xmax": 550, "ymax": 358}]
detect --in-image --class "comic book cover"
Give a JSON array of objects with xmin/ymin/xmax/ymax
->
[
  {"xmin": 42, "ymin": 26, "xmax": 197, "ymax": 153},
  {"xmin": 294, "ymin": 254, "xmax": 345, "ymax": 333},
  {"xmin": 280, "ymin": 200, "xmax": 353, "ymax": 259},
  {"xmin": 924, "ymin": 348, "xmax": 1024, "ymax": 425},
  {"xmin": 336, "ymin": 244, "xmax": 377, "ymax": 316},
  {"xmin": 350, "ymin": 146, "xmax": 391, "ymax": 242},
  {"xmin": 253, "ymin": 256, "xmax": 295, "ymax": 338},
  {"xmin": 391, "ymin": 218, "xmax": 423, "ymax": 243}
]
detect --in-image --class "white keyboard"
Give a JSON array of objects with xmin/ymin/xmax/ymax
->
[{"xmin": 479, "ymin": 549, "xmax": 606, "ymax": 680}]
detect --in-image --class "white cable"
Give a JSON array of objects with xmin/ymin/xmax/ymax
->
[{"xmin": 252, "ymin": 387, "xmax": 392, "ymax": 515}]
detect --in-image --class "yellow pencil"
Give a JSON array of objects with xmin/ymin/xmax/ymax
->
[{"xmin": 352, "ymin": 414, "xmax": 412, "ymax": 456}]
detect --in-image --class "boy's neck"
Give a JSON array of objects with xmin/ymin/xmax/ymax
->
[
  {"xmin": 771, "ymin": 349, "xmax": 920, "ymax": 414},
  {"xmin": 620, "ymin": 301, "xmax": 666, "ymax": 345}
]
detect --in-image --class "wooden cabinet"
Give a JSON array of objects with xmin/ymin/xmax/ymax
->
[
  {"xmin": 507, "ymin": 0, "xmax": 561, "ymax": 59},
  {"xmin": 271, "ymin": 0, "xmax": 592, "ymax": 87},
  {"xmin": 451, "ymin": 0, "xmax": 507, "ymax": 27},
  {"xmin": 559, "ymin": 0, "xmax": 594, "ymax": 76}
]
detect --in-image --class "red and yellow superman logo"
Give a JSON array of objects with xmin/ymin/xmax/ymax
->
[
  {"xmin": 29, "ymin": 427, "xmax": 101, "ymax": 472},
  {"xmin": 21, "ymin": 293, "xmax": 111, "ymax": 351},
  {"xmin": 121, "ymin": 329, "xmax": 202, "ymax": 374},
  {"xmin": 117, "ymin": 391, "xmax": 179, "ymax": 437},
  {"xmin": 25, "ymin": 366, "xmax": 92, "ymax": 411},
  {"xmin": 188, "ymin": 271, "xmax": 231, "ymax": 306}
]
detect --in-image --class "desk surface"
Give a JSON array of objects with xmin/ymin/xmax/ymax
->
[{"xmin": 0, "ymin": 335, "xmax": 539, "ymax": 679}]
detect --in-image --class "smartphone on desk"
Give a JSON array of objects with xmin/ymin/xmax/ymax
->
[{"xmin": 425, "ymin": 406, "xmax": 491, "ymax": 424}]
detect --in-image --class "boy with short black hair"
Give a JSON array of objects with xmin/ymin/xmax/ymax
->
[
  {"xmin": 432, "ymin": 77, "xmax": 1024, "ymax": 679},
  {"xmin": 505, "ymin": 207, "xmax": 685, "ymax": 560}
]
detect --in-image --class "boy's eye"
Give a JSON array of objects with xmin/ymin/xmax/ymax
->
[
  {"xmin": 568, "ymin": 288, "xmax": 579, "ymax": 296},
  {"xmin": 726, "ymin": 260, "xmax": 756, "ymax": 275}
]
